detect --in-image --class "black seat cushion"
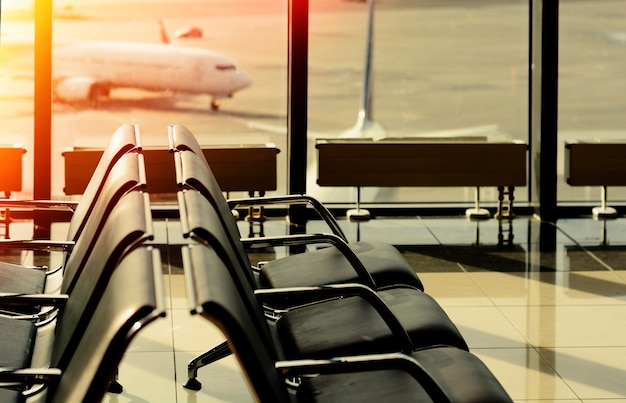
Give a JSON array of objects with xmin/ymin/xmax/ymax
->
[
  {"xmin": 276, "ymin": 286, "xmax": 468, "ymax": 360},
  {"xmin": 0, "ymin": 316, "xmax": 37, "ymax": 368},
  {"xmin": 0, "ymin": 263, "xmax": 46, "ymax": 315},
  {"xmin": 298, "ymin": 369, "xmax": 433, "ymax": 402},
  {"xmin": 259, "ymin": 241, "xmax": 424, "ymax": 290},
  {"xmin": 0, "ymin": 263, "xmax": 46, "ymax": 294},
  {"xmin": 408, "ymin": 347, "xmax": 512, "ymax": 402},
  {"xmin": 298, "ymin": 347, "xmax": 512, "ymax": 403}
]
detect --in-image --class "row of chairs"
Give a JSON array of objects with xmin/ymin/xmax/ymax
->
[
  {"xmin": 168, "ymin": 124, "xmax": 513, "ymax": 402},
  {"xmin": 0, "ymin": 124, "xmax": 166, "ymax": 402},
  {"xmin": 0, "ymin": 122, "xmax": 514, "ymax": 401}
]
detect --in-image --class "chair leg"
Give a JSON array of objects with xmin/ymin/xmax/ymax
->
[
  {"xmin": 183, "ymin": 340, "xmax": 232, "ymax": 391},
  {"xmin": 347, "ymin": 186, "xmax": 370, "ymax": 221}
]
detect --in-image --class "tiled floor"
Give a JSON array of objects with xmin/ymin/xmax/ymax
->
[{"xmin": 9, "ymin": 213, "xmax": 626, "ymax": 402}]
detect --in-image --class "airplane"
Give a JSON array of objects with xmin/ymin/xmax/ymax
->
[{"xmin": 51, "ymin": 22, "xmax": 252, "ymax": 110}]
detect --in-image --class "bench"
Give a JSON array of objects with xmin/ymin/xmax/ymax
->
[
  {"xmin": 0, "ymin": 146, "xmax": 27, "ymax": 234},
  {"xmin": 63, "ymin": 144, "xmax": 280, "ymax": 196},
  {"xmin": 565, "ymin": 140, "xmax": 626, "ymax": 218},
  {"xmin": 0, "ymin": 146, "xmax": 26, "ymax": 198},
  {"xmin": 316, "ymin": 138, "xmax": 527, "ymax": 220}
]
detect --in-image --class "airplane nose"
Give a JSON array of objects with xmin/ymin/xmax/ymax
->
[{"xmin": 236, "ymin": 69, "xmax": 253, "ymax": 90}]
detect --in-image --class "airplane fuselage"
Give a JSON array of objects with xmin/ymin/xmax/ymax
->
[{"xmin": 53, "ymin": 41, "xmax": 252, "ymax": 107}]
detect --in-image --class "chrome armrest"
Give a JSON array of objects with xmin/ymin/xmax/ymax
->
[
  {"xmin": 0, "ymin": 294, "xmax": 68, "ymax": 323},
  {"xmin": 0, "ymin": 240, "xmax": 74, "ymax": 252},
  {"xmin": 0, "ymin": 367, "xmax": 62, "ymax": 398},
  {"xmin": 0, "ymin": 200, "xmax": 78, "ymax": 212},
  {"xmin": 0, "ymin": 293, "xmax": 69, "ymax": 308},
  {"xmin": 275, "ymin": 352, "xmax": 450, "ymax": 403},
  {"xmin": 241, "ymin": 233, "xmax": 375, "ymax": 288},
  {"xmin": 254, "ymin": 283, "xmax": 412, "ymax": 353},
  {"xmin": 227, "ymin": 194, "xmax": 348, "ymax": 242}
]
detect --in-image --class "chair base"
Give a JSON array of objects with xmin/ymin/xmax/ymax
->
[
  {"xmin": 107, "ymin": 380, "xmax": 123, "ymax": 394},
  {"xmin": 183, "ymin": 340, "xmax": 232, "ymax": 391},
  {"xmin": 183, "ymin": 377, "xmax": 203, "ymax": 391}
]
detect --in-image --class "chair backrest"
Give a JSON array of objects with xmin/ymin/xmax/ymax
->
[
  {"xmin": 60, "ymin": 151, "xmax": 147, "ymax": 294},
  {"xmin": 178, "ymin": 187, "xmax": 256, "ymax": 288},
  {"xmin": 168, "ymin": 123, "xmax": 280, "ymax": 193},
  {"xmin": 52, "ymin": 189, "xmax": 153, "ymax": 370},
  {"xmin": 174, "ymin": 149, "xmax": 255, "ymax": 281},
  {"xmin": 178, "ymin": 188, "xmax": 240, "ymax": 269},
  {"xmin": 168, "ymin": 123, "xmax": 205, "ymax": 157},
  {"xmin": 178, "ymin": 189, "xmax": 275, "ymax": 348},
  {"xmin": 168, "ymin": 125, "xmax": 232, "ymax": 224},
  {"xmin": 50, "ymin": 246, "xmax": 165, "ymax": 403},
  {"xmin": 67, "ymin": 123, "xmax": 142, "ymax": 241},
  {"xmin": 183, "ymin": 244, "xmax": 290, "ymax": 403},
  {"xmin": 168, "ymin": 125, "xmax": 249, "ymax": 269}
]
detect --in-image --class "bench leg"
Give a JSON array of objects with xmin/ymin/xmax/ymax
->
[
  {"xmin": 244, "ymin": 191, "xmax": 267, "ymax": 237},
  {"xmin": 498, "ymin": 219, "xmax": 515, "ymax": 246},
  {"xmin": 226, "ymin": 192, "xmax": 240, "ymax": 220},
  {"xmin": 592, "ymin": 186, "xmax": 617, "ymax": 219},
  {"xmin": 0, "ymin": 208, "xmax": 11, "ymax": 239},
  {"xmin": 466, "ymin": 187, "xmax": 490, "ymax": 220},
  {"xmin": 347, "ymin": 187, "xmax": 371, "ymax": 221},
  {"xmin": 495, "ymin": 186, "xmax": 516, "ymax": 220}
]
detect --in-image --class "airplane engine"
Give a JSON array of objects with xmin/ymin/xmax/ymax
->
[{"xmin": 54, "ymin": 76, "xmax": 107, "ymax": 103}]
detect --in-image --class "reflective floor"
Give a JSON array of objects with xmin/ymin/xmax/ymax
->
[{"xmin": 8, "ymin": 213, "xmax": 625, "ymax": 402}]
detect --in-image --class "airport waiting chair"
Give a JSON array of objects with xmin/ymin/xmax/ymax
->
[
  {"xmin": 178, "ymin": 188, "xmax": 467, "ymax": 391},
  {"xmin": 0, "ymin": 246, "xmax": 166, "ymax": 403},
  {"xmin": 0, "ymin": 123, "xmax": 142, "ymax": 245},
  {"xmin": 0, "ymin": 189, "xmax": 153, "ymax": 369},
  {"xmin": 0, "ymin": 123, "xmax": 143, "ymax": 295},
  {"xmin": 0, "ymin": 150, "xmax": 147, "ymax": 309},
  {"xmin": 168, "ymin": 123, "xmax": 424, "ymax": 291},
  {"xmin": 183, "ymin": 242, "xmax": 513, "ymax": 403}
]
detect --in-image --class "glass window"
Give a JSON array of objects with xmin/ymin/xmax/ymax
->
[
  {"xmin": 0, "ymin": 1, "xmax": 35, "ymax": 199},
  {"xmin": 3, "ymin": 0, "xmax": 531, "ymax": 207},
  {"xmin": 308, "ymin": 0, "xmax": 529, "ymax": 205},
  {"xmin": 558, "ymin": 0, "xmax": 626, "ymax": 204},
  {"xmin": 49, "ymin": 0, "xmax": 287, "ymax": 200}
]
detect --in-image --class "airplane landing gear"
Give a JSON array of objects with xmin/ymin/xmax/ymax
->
[
  {"xmin": 88, "ymin": 83, "xmax": 110, "ymax": 108},
  {"xmin": 210, "ymin": 99, "xmax": 221, "ymax": 110}
]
